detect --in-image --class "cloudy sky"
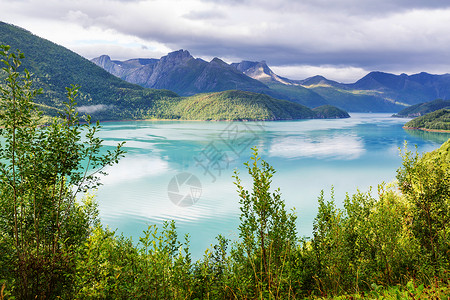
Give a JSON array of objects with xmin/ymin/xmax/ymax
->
[{"xmin": 1, "ymin": 0, "xmax": 450, "ymax": 82}]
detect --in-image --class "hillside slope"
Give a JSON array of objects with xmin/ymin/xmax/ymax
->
[
  {"xmin": 149, "ymin": 90, "xmax": 349, "ymax": 121},
  {"xmin": 0, "ymin": 21, "xmax": 178, "ymax": 120},
  {"xmin": 404, "ymin": 109, "xmax": 450, "ymax": 131},
  {"xmin": 393, "ymin": 99, "xmax": 450, "ymax": 118}
]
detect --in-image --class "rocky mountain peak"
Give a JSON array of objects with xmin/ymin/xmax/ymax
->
[
  {"xmin": 91, "ymin": 54, "xmax": 111, "ymax": 66},
  {"xmin": 162, "ymin": 49, "xmax": 193, "ymax": 64},
  {"xmin": 232, "ymin": 60, "xmax": 292, "ymax": 85},
  {"xmin": 210, "ymin": 57, "xmax": 229, "ymax": 67}
]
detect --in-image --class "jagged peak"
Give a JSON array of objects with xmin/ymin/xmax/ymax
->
[
  {"xmin": 97, "ymin": 54, "xmax": 111, "ymax": 60},
  {"xmin": 210, "ymin": 57, "xmax": 228, "ymax": 66},
  {"xmin": 162, "ymin": 49, "xmax": 193, "ymax": 62}
]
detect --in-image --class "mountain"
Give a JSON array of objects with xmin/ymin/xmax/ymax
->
[
  {"xmin": 404, "ymin": 108, "xmax": 450, "ymax": 131},
  {"xmin": 0, "ymin": 21, "xmax": 178, "ymax": 120},
  {"xmin": 93, "ymin": 53, "xmax": 331, "ymax": 108},
  {"xmin": 393, "ymin": 99, "xmax": 450, "ymax": 118},
  {"xmin": 297, "ymin": 75, "xmax": 342, "ymax": 87},
  {"xmin": 233, "ymin": 60, "xmax": 406, "ymax": 112},
  {"xmin": 92, "ymin": 46, "xmax": 450, "ymax": 113},
  {"xmin": 91, "ymin": 55, "xmax": 159, "ymax": 82},
  {"xmin": 1, "ymin": 22, "xmax": 349, "ymax": 121},
  {"xmin": 92, "ymin": 51, "xmax": 273, "ymax": 96},
  {"xmin": 231, "ymin": 60, "xmax": 294, "ymax": 85},
  {"xmin": 231, "ymin": 60, "xmax": 329, "ymax": 108},
  {"xmin": 233, "ymin": 62, "xmax": 450, "ymax": 112},
  {"xmin": 150, "ymin": 90, "xmax": 344, "ymax": 121},
  {"xmin": 350, "ymin": 71, "xmax": 450, "ymax": 105}
]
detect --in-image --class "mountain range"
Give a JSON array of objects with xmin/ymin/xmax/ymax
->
[
  {"xmin": 93, "ymin": 51, "xmax": 450, "ymax": 112},
  {"xmin": 0, "ymin": 21, "xmax": 348, "ymax": 121}
]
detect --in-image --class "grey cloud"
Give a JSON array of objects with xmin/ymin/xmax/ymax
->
[
  {"xmin": 183, "ymin": 10, "xmax": 226, "ymax": 20},
  {"xmin": 2, "ymin": 0, "xmax": 450, "ymax": 79},
  {"xmin": 234, "ymin": 0, "xmax": 450, "ymax": 15}
]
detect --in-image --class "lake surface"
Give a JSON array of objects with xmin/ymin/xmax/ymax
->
[{"xmin": 95, "ymin": 113, "xmax": 450, "ymax": 258}]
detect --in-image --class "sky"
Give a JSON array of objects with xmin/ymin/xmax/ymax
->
[{"xmin": 1, "ymin": 0, "xmax": 450, "ymax": 83}]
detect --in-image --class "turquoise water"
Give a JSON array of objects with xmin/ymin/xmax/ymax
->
[{"xmin": 94, "ymin": 113, "xmax": 450, "ymax": 258}]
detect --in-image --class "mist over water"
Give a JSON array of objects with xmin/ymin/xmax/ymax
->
[{"xmin": 94, "ymin": 114, "xmax": 450, "ymax": 258}]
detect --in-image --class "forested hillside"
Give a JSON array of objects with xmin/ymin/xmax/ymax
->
[
  {"xmin": 394, "ymin": 99, "xmax": 450, "ymax": 118},
  {"xmin": 0, "ymin": 21, "xmax": 178, "ymax": 120},
  {"xmin": 404, "ymin": 108, "xmax": 450, "ymax": 131}
]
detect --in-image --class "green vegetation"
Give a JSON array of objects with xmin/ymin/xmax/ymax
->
[
  {"xmin": 0, "ymin": 21, "xmax": 179, "ymax": 120},
  {"xmin": 149, "ymin": 91, "xmax": 353, "ymax": 121},
  {"xmin": 394, "ymin": 99, "xmax": 450, "ymax": 118},
  {"xmin": 159, "ymin": 90, "xmax": 320, "ymax": 120},
  {"xmin": 404, "ymin": 108, "xmax": 450, "ymax": 131},
  {"xmin": 312, "ymin": 105, "xmax": 350, "ymax": 119},
  {"xmin": 1, "ymin": 45, "xmax": 450, "ymax": 299},
  {"xmin": 0, "ymin": 45, "xmax": 125, "ymax": 298}
]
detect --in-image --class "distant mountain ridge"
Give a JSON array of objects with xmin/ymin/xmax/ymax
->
[
  {"xmin": 94, "ymin": 52, "xmax": 450, "ymax": 112},
  {"xmin": 92, "ymin": 50, "xmax": 272, "ymax": 96},
  {"xmin": 349, "ymin": 71, "xmax": 450, "ymax": 104}
]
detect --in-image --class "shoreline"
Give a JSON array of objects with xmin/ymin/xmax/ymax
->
[
  {"xmin": 92, "ymin": 115, "xmax": 351, "ymax": 124},
  {"xmin": 403, "ymin": 126, "xmax": 450, "ymax": 133}
]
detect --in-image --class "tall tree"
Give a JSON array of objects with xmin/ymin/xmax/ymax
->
[{"xmin": 0, "ymin": 45, "xmax": 125, "ymax": 298}]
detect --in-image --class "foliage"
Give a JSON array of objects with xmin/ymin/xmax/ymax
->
[
  {"xmin": 0, "ymin": 21, "xmax": 178, "ymax": 121},
  {"xmin": 163, "ymin": 90, "xmax": 321, "ymax": 121},
  {"xmin": 397, "ymin": 141, "xmax": 450, "ymax": 272},
  {"xmin": 312, "ymin": 105, "xmax": 350, "ymax": 119},
  {"xmin": 394, "ymin": 98, "xmax": 450, "ymax": 118},
  {"xmin": 74, "ymin": 221, "xmax": 193, "ymax": 299},
  {"xmin": 231, "ymin": 147, "xmax": 298, "ymax": 298},
  {"xmin": 404, "ymin": 108, "xmax": 450, "ymax": 131},
  {"xmin": 0, "ymin": 45, "xmax": 124, "ymax": 298}
]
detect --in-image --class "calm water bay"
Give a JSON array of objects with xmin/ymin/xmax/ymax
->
[{"xmin": 94, "ymin": 113, "xmax": 450, "ymax": 258}]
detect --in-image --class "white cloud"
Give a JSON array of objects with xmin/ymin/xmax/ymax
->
[{"xmin": 271, "ymin": 65, "xmax": 370, "ymax": 83}]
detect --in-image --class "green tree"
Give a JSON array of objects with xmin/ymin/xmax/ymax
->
[
  {"xmin": 0, "ymin": 45, "xmax": 125, "ymax": 298},
  {"xmin": 232, "ymin": 147, "xmax": 297, "ymax": 298},
  {"xmin": 397, "ymin": 141, "xmax": 450, "ymax": 274}
]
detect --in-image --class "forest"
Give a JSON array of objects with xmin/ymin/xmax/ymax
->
[{"xmin": 0, "ymin": 46, "xmax": 449, "ymax": 299}]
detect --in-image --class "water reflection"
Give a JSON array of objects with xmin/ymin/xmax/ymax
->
[
  {"xmin": 269, "ymin": 134, "xmax": 365, "ymax": 159},
  {"xmin": 404, "ymin": 128, "xmax": 450, "ymax": 144}
]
